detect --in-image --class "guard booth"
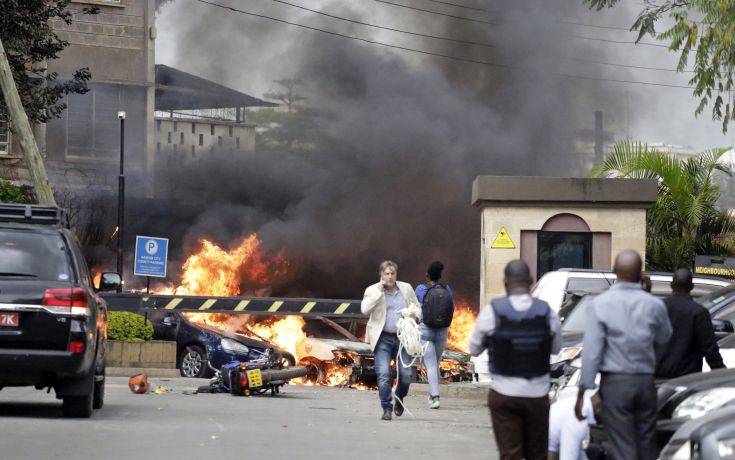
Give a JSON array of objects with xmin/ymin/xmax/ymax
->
[{"xmin": 472, "ymin": 176, "xmax": 658, "ymax": 307}]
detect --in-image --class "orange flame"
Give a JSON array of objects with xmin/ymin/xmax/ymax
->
[
  {"xmin": 157, "ymin": 234, "xmax": 288, "ymax": 296},
  {"xmin": 446, "ymin": 300, "xmax": 477, "ymax": 353},
  {"xmin": 249, "ymin": 316, "xmax": 307, "ymax": 360}
]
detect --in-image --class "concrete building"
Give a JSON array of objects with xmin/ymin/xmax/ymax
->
[
  {"xmin": 0, "ymin": 0, "xmax": 157, "ymax": 194},
  {"xmin": 472, "ymin": 176, "xmax": 658, "ymax": 306}
]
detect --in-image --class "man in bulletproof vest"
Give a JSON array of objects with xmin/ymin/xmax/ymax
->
[{"xmin": 469, "ymin": 259, "xmax": 561, "ymax": 460}]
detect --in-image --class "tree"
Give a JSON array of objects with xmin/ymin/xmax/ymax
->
[
  {"xmin": 263, "ymin": 78, "xmax": 307, "ymax": 113},
  {"xmin": 0, "ymin": 0, "xmax": 96, "ymax": 123},
  {"xmin": 585, "ymin": 0, "xmax": 735, "ymax": 132},
  {"xmin": 593, "ymin": 140, "xmax": 735, "ymax": 270}
]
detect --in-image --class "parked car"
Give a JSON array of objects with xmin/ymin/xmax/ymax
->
[
  {"xmin": 150, "ymin": 311, "xmax": 295, "ymax": 378},
  {"xmin": 533, "ymin": 268, "xmax": 730, "ymax": 312},
  {"xmin": 0, "ymin": 204, "xmax": 120, "ymax": 418},
  {"xmin": 660, "ymin": 406, "xmax": 735, "ymax": 459}
]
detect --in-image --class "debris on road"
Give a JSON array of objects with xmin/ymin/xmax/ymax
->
[{"xmin": 128, "ymin": 373, "xmax": 149, "ymax": 394}]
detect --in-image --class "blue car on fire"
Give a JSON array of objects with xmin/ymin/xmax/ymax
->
[{"xmin": 152, "ymin": 312, "xmax": 295, "ymax": 378}]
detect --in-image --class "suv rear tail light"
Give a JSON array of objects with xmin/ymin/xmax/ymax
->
[
  {"xmin": 68, "ymin": 340, "xmax": 85, "ymax": 353},
  {"xmin": 42, "ymin": 288, "xmax": 90, "ymax": 317}
]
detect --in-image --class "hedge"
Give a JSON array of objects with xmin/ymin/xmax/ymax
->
[{"xmin": 108, "ymin": 311, "xmax": 154, "ymax": 342}]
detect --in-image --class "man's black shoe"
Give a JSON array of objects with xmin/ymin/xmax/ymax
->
[
  {"xmin": 381, "ymin": 409, "xmax": 392, "ymax": 421},
  {"xmin": 394, "ymin": 399, "xmax": 404, "ymax": 417}
]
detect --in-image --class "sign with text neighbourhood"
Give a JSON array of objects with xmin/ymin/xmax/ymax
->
[
  {"xmin": 134, "ymin": 236, "xmax": 169, "ymax": 278},
  {"xmin": 694, "ymin": 255, "xmax": 735, "ymax": 280}
]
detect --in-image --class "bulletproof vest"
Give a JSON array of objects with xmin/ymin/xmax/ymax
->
[{"xmin": 488, "ymin": 297, "xmax": 551, "ymax": 379}]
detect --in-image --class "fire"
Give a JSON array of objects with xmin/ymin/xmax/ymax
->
[
  {"xmin": 447, "ymin": 301, "xmax": 477, "ymax": 353},
  {"xmin": 164, "ymin": 234, "xmax": 288, "ymax": 296},
  {"xmin": 248, "ymin": 316, "xmax": 307, "ymax": 360}
]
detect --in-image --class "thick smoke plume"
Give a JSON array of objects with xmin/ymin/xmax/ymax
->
[{"xmin": 114, "ymin": 0, "xmax": 715, "ymax": 303}]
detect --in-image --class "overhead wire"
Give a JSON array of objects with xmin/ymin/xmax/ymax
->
[
  {"xmin": 373, "ymin": 0, "xmax": 498, "ymax": 24},
  {"xmin": 419, "ymin": 0, "xmax": 487, "ymax": 12},
  {"xmin": 262, "ymin": 0, "xmax": 693, "ymax": 73},
  {"xmin": 193, "ymin": 0, "xmax": 694, "ymax": 90}
]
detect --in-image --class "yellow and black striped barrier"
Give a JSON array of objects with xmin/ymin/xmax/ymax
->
[{"xmin": 102, "ymin": 293, "xmax": 365, "ymax": 319}]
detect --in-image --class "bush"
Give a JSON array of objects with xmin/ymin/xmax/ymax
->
[
  {"xmin": 0, "ymin": 180, "xmax": 34, "ymax": 203},
  {"xmin": 108, "ymin": 312, "xmax": 153, "ymax": 342}
]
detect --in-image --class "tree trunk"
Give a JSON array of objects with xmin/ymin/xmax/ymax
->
[{"xmin": 0, "ymin": 37, "xmax": 56, "ymax": 205}]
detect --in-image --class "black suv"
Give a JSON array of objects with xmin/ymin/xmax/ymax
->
[{"xmin": 0, "ymin": 204, "xmax": 120, "ymax": 417}]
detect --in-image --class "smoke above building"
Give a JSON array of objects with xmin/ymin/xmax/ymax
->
[{"xmin": 124, "ymin": 0, "xmax": 729, "ymax": 303}]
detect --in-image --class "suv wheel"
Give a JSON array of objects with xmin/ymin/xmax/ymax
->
[
  {"xmin": 180, "ymin": 345, "xmax": 208, "ymax": 378},
  {"xmin": 63, "ymin": 392, "xmax": 93, "ymax": 418},
  {"xmin": 93, "ymin": 374, "xmax": 105, "ymax": 410}
]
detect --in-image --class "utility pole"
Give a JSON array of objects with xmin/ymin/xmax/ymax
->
[
  {"xmin": 0, "ymin": 37, "xmax": 56, "ymax": 205},
  {"xmin": 116, "ymin": 112, "xmax": 126, "ymax": 292}
]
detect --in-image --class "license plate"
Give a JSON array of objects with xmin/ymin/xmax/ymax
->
[
  {"xmin": 246, "ymin": 369, "xmax": 263, "ymax": 388},
  {"xmin": 0, "ymin": 313, "xmax": 18, "ymax": 327}
]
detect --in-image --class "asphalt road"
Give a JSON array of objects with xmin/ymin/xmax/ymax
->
[{"xmin": 0, "ymin": 377, "xmax": 496, "ymax": 460}]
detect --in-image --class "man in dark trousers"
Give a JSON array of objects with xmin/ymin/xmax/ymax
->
[
  {"xmin": 656, "ymin": 268, "xmax": 725, "ymax": 378},
  {"xmin": 576, "ymin": 250, "xmax": 672, "ymax": 460},
  {"xmin": 470, "ymin": 259, "xmax": 561, "ymax": 460}
]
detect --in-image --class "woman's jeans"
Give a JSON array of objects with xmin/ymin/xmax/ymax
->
[
  {"xmin": 420, "ymin": 324, "xmax": 449, "ymax": 398},
  {"xmin": 375, "ymin": 331, "xmax": 413, "ymax": 410}
]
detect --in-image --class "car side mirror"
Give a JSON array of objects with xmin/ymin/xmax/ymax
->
[
  {"xmin": 162, "ymin": 317, "xmax": 177, "ymax": 328},
  {"xmin": 712, "ymin": 319, "xmax": 735, "ymax": 338},
  {"xmin": 96, "ymin": 272, "xmax": 122, "ymax": 292}
]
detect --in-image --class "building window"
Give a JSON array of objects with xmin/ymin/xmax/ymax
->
[
  {"xmin": 173, "ymin": 121, "xmax": 178, "ymax": 132},
  {"xmin": 210, "ymin": 124, "xmax": 215, "ymax": 135},
  {"xmin": 167, "ymin": 132, "xmax": 172, "ymax": 144},
  {"xmin": 537, "ymin": 231, "xmax": 592, "ymax": 279},
  {"xmin": 199, "ymin": 134, "xmax": 204, "ymax": 146},
  {"xmin": 0, "ymin": 118, "xmax": 10, "ymax": 155},
  {"xmin": 217, "ymin": 136, "xmax": 222, "ymax": 147},
  {"xmin": 228, "ymin": 126, "xmax": 233, "ymax": 137},
  {"xmin": 156, "ymin": 120, "xmax": 161, "ymax": 131},
  {"xmin": 156, "ymin": 142, "xmax": 161, "ymax": 154},
  {"xmin": 236, "ymin": 137, "xmax": 240, "ymax": 149},
  {"xmin": 191, "ymin": 145, "xmax": 195, "ymax": 157},
  {"xmin": 180, "ymin": 132, "xmax": 184, "ymax": 144},
  {"xmin": 191, "ymin": 123, "xmax": 195, "ymax": 134}
]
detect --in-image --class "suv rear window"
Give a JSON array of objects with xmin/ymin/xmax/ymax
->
[
  {"xmin": 0, "ymin": 229, "xmax": 73, "ymax": 282},
  {"xmin": 565, "ymin": 278, "xmax": 611, "ymax": 295}
]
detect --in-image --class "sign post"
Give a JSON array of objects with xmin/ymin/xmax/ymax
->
[{"xmin": 134, "ymin": 236, "xmax": 169, "ymax": 286}]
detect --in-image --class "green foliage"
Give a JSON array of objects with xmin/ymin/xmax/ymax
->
[
  {"xmin": 0, "ymin": 180, "xmax": 33, "ymax": 203},
  {"xmin": 584, "ymin": 0, "xmax": 735, "ymax": 132},
  {"xmin": 593, "ymin": 140, "xmax": 735, "ymax": 270},
  {"xmin": 0, "ymin": 0, "xmax": 97, "ymax": 123},
  {"xmin": 108, "ymin": 311, "xmax": 153, "ymax": 342}
]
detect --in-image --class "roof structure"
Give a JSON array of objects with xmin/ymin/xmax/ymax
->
[{"xmin": 155, "ymin": 64, "xmax": 278, "ymax": 111}]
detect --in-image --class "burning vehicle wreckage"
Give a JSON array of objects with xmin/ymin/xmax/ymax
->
[{"xmin": 106, "ymin": 294, "xmax": 477, "ymax": 390}]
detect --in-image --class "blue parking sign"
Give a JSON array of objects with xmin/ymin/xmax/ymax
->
[{"xmin": 134, "ymin": 236, "xmax": 169, "ymax": 278}]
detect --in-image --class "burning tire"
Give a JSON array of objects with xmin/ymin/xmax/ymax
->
[
  {"xmin": 180, "ymin": 345, "xmax": 210, "ymax": 378},
  {"xmin": 297, "ymin": 357, "xmax": 326, "ymax": 384},
  {"xmin": 281, "ymin": 352, "xmax": 296, "ymax": 368}
]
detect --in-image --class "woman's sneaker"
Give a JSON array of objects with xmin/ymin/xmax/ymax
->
[{"xmin": 428, "ymin": 396, "xmax": 440, "ymax": 409}]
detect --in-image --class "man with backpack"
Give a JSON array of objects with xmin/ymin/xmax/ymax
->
[{"xmin": 415, "ymin": 261, "xmax": 455, "ymax": 409}]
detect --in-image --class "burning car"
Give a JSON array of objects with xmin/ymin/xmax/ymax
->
[
  {"xmin": 152, "ymin": 311, "xmax": 295, "ymax": 378},
  {"xmin": 295, "ymin": 316, "xmax": 475, "ymax": 387}
]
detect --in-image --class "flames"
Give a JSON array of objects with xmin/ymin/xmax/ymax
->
[
  {"xmin": 447, "ymin": 300, "xmax": 477, "ymax": 353},
  {"xmin": 170, "ymin": 235, "xmax": 288, "ymax": 296},
  {"xmin": 249, "ymin": 316, "xmax": 307, "ymax": 360}
]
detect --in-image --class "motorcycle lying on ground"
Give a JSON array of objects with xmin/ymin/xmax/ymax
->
[{"xmin": 197, "ymin": 355, "xmax": 308, "ymax": 396}]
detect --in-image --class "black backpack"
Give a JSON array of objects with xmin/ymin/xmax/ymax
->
[{"xmin": 421, "ymin": 283, "xmax": 455, "ymax": 328}]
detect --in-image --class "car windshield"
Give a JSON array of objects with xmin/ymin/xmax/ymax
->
[
  {"xmin": 561, "ymin": 296, "xmax": 595, "ymax": 333},
  {"xmin": 0, "ymin": 229, "xmax": 72, "ymax": 282},
  {"xmin": 697, "ymin": 286, "xmax": 735, "ymax": 310}
]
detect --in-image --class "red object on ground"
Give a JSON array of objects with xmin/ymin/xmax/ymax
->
[{"xmin": 128, "ymin": 373, "xmax": 149, "ymax": 394}]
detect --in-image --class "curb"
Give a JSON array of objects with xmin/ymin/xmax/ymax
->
[
  {"xmin": 408, "ymin": 382, "xmax": 490, "ymax": 401},
  {"xmin": 107, "ymin": 367, "xmax": 181, "ymax": 378}
]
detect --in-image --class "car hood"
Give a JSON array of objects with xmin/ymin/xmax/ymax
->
[
  {"xmin": 308, "ymin": 337, "xmax": 373, "ymax": 354},
  {"xmin": 660, "ymin": 367, "xmax": 735, "ymax": 391},
  {"xmin": 442, "ymin": 349, "xmax": 471, "ymax": 362},
  {"xmin": 191, "ymin": 321, "xmax": 273, "ymax": 350}
]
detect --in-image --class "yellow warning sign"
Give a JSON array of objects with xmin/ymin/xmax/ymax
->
[{"xmin": 491, "ymin": 227, "xmax": 516, "ymax": 249}]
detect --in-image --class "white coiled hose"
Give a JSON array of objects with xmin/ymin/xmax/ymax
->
[{"xmin": 393, "ymin": 312, "xmax": 428, "ymax": 417}]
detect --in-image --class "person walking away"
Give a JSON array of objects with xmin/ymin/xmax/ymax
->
[
  {"xmin": 469, "ymin": 259, "xmax": 561, "ymax": 460},
  {"xmin": 361, "ymin": 261, "xmax": 421, "ymax": 421},
  {"xmin": 575, "ymin": 250, "xmax": 672, "ymax": 460},
  {"xmin": 415, "ymin": 261, "xmax": 454, "ymax": 409},
  {"xmin": 548, "ymin": 393, "xmax": 601, "ymax": 460},
  {"xmin": 656, "ymin": 268, "xmax": 725, "ymax": 379}
]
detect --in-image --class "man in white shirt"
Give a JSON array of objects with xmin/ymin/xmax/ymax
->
[{"xmin": 549, "ymin": 393, "xmax": 600, "ymax": 460}]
